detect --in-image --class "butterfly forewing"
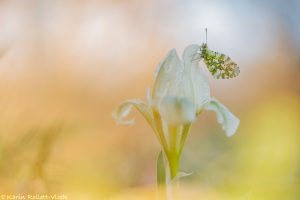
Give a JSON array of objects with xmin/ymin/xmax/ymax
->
[{"xmin": 201, "ymin": 44, "xmax": 240, "ymax": 79}]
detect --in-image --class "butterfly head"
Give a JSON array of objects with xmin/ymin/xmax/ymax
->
[{"xmin": 199, "ymin": 43, "xmax": 208, "ymax": 57}]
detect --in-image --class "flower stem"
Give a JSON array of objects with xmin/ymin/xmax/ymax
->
[
  {"xmin": 178, "ymin": 123, "xmax": 192, "ymax": 157},
  {"xmin": 165, "ymin": 161, "xmax": 179, "ymax": 200},
  {"xmin": 153, "ymin": 109, "xmax": 169, "ymax": 154},
  {"xmin": 156, "ymin": 121, "xmax": 192, "ymax": 199}
]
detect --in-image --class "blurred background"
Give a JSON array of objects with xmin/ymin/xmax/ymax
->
[{"xmin": 0, "ymin": 0, "xmax": 299, "ymax": 199}]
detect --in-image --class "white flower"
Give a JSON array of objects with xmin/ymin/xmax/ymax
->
[
  {"xmin": 113, "ymin": 44, "xmax": 239, "ymax": 136},
  {"xmin": 113, "ymin": 44, "xmax": 240, "ymax": 179}
]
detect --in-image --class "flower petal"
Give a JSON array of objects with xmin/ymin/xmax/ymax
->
[
  {"xmin": 182, "ymin": 44, "xmax": 211, "ymax": 113},
  {"xmin": 182, "ymin": 44, "xmax": 202, "ymax": 64},
  {"xmin": 205, "ymin": 98, "xmax": 240, "ymax": 137},
  {"xmin": 191, "ymin": 62, "xmax": 211, "ymax": 113},
  {"xmin": 153, "ymin": 49, "xmax": 181, "ymax": 81},
  {"xmin": 146, "ymin": 86, "xmax": 152, "ymax": 106},
  {"xmin": 158, "ymin": 96, "xmax": 196, "ymax": 125},
  {"xmin": 153, "ymin": 49, "xmax": 191, "ymax": 104},
  {"xmin": 112, "ymin": 99, "xmax": 155, "ymax": 128}
]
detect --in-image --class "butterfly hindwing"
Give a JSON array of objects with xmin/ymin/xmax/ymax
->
[{"xmin": 201, "ymin": 44, "xmax": 240, "ymax": 79}]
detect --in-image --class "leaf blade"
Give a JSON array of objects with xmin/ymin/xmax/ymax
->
[{"xmin": 157, "ymin": 151, "xmax": 166, "ymax": 186}]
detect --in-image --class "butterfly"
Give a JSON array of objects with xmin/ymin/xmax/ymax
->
[{"xmin": 198, "ymin": 29, "xmax": 240, "ymax": 79}]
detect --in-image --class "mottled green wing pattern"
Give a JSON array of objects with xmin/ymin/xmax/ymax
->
[{"xmin": 200, "ymin": 44, "xmax": 240, "ymax": 79}]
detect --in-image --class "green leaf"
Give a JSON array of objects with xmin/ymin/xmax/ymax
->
[
  {"xmin": 178, "ymin": 171, "xmax": 193, "ymax": 178},
  {"xmin": 157, "ymin": 151, "xmax": 166, "ymax": 186}
]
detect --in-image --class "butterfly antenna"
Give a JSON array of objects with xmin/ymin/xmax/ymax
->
[{"xmin": 205, "ymin": 28, "xmax": 208, "ymax": 44}]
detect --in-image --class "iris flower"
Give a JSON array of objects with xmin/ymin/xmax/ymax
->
[{"xmin": 113, "ymin": 44, "xmax": 239, "ymax": 184}]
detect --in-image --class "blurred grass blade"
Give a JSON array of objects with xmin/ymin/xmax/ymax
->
[
  {"xmin": 157, "ymin": 151, "xmax": 166, "ymax": 186},
  {"xmin": 178, "ymin": 171, "xmax": 193, "ymax": 178}
]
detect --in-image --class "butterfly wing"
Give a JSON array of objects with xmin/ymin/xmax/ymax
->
[{"xmin": 202, "ymin": 47, "xmax": 240, "ymax": 79}]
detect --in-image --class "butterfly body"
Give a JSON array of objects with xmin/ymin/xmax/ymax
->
[{"xmin": 199, "ymin": 43, "xmax": 240, "ymax": 79}]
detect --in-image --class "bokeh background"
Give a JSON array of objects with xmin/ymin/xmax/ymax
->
[{"xmin": 0, "ymin": 0, "xmax": 299, "ymax": 199}]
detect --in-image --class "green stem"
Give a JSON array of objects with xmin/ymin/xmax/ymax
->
[
  {"xmin": 167, "ymin": 123, "xmax": 192, "ymax": 181},
  {"xmin": 178, "ymin": 123, "xmax": 192, "ymax": 157},
  {"xmin": 156, "ymin": 121, "xmax": 192, "ymax": 199},
  {"xmin": 167, "ymin": 125, "xmax": 179, "ymax": 179},
  {"xmin": 165, "ymin": 160, "xmax": 180, "ymax": 200},
  {"xmin": 167, "ymin": 153, "xmax": 179, "ymax": 179},
  {"xmin": 153, "ymin": 109, "xmax": 169, "ymax": 154}
]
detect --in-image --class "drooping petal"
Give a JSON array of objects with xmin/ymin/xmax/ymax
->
[
  {"xmin": 182, "ymin": 44, "xmax": 211, "ymax": 113},
  {"xmin": 205, "ymin": 98, "xmax": 240, "ymax": 137},
  {"xmin": 158, "ymin": 96, "xmax": 196, "ymax": 125},
  {"xmin": 112, "ymin": 99, "xmax": 155, "ymax": 129}
]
